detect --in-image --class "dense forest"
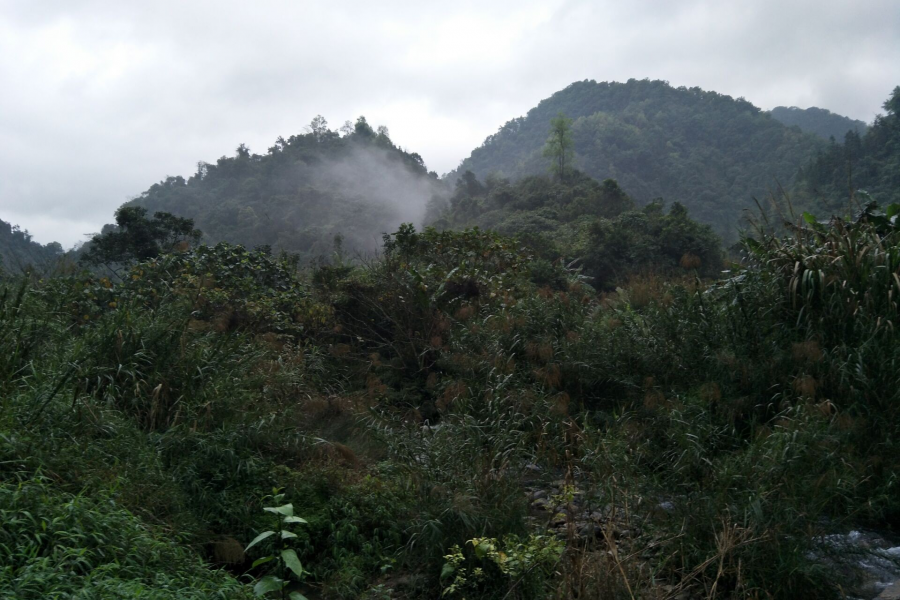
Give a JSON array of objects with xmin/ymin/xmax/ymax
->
[
  {"xmin": 0, "ymin": 218, "xmax": 63, "ymax": 274},
  {"xmin": 428, "ymin": 169, "xmax": 722, "ymax": 288},
  {"xmin": 795, "ymin": 86, "xmax": 900, "ymax": 214},
  {"xmin": 453, "ymin": 79, "xmax": 826, "ymax": 241},
  {"xmin": 5, "ymin": 81, "xmax": 900, "ymax": 600},
  {"xmin": 769, "ymin": 105, "xmax": 868, "ymax": 141},
  {"xmin": 124, "ymin": 116, "xmax": 446, "ymax": 262}
]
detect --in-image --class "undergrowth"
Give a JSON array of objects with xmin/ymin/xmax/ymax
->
[{"xmin": 3, "ymin": 202, "xmax": 900, "ymax": 598}]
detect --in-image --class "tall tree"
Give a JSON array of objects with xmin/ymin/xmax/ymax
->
[
  {"xmin": 81, "ymin": 206, "xmax": 201, "ymax": 272},
  {"xmin": 307, "ymin": 115, "xmax": 330, "ymax": 141},
  {"xmin": 543, "ymin": 112, "xmax": 574, "ymax": 181}
]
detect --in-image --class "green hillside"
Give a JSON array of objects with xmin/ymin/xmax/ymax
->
[
  {"xmin": 125, "ymin": 117, "xmax": 447, "ymax": 261},
  {"xmin": 769, "ymin": 105, "xmax": 868, "ymax": 141},
  {"xmin": 797, "ymin": 86, "xmax": 900, "ymax": 214},
  {"xmin": 0, "ymin": 218, "xmax": 63, "ymax": 274},
  {"xmin": 453, "ymin": 79, "xmax": 826, "ymax": 241}
]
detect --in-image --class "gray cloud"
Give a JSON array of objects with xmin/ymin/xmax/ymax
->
[{"xmin": 1, "ymin": 0, "xmax": 898, "ymax": 247}]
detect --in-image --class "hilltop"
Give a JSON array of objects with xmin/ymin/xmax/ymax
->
[
  {"xmin": 453, "ymin": 79, "xmax": 826, "ymax": 240},
  {"xmin": 0, "ymin": 218, "xmax": 63, "ymax": 274},
  {"xmin": 769, "ymin": 105, "xmax": 868, "ymax": 141},
  {"xmin": 125, "ymin": 117, "xmax": 447, "ymax": 261}
]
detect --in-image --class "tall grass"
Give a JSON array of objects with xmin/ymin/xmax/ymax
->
[{"xmin": 3, "ymin": 210, "xmax": 900, "ymax": 598}]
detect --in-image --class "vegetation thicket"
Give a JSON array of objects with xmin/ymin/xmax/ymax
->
[
  {"xmin": 4, "ymin": 184, "xmax": 900, "ymax": 597},
  {"xmin": 428, "ymin": 167, "xmax": 722, "ymax": 289}
]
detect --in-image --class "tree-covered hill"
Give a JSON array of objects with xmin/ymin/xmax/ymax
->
[
  {"xmin": 769, "ymin": 105, "xmax": 868, "ymax": 141},
  {"xmin": 125, "ymin": 116, "xmax": 448, "ymax": 262},
  {"xmin": 796, "ymin": 86, "xmax": 900, "ymax": 214},
  {"xmin": 0, "ymin": 218, "xmax": 63, "ymax": 274},
  {"xmin": 429, "ymin": 170, "xmax": 722, "ymax": 288},
  {"xmin": 452, "ymin": 79, "xmax": 827, "ymax": 241}
]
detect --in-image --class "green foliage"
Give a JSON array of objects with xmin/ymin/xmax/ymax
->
[
  {"xmin": 441, "ymin": 535, "xmax": 564, "ymax": 599},
  {"xmin": 0, "ymin": 474, "xmax": 249, "ymax": 599},
  {"xmin": 247, "ymin": 489, "xmax": 310, "ymax": 600},
  {"xmin": 769, "ymin": 105, "xmax": 868, "ymax": 141},
  {"xmin": 584, "ymin": 199, "xmax": 723, "ymax": 287},
  {"xmin": 0, "ymin": 218, "xmax": 63, "ymax": 275},
  {"xmin": 454, "ymin": 78, "xmax": 826, "ymax": 242},
  {"xmin": 120, "ymin": 117, "xmax": 445, "ymax": 263},
  {"xmin": 6, "ymin": 195, "xmax": 900, "ymax": 599},
  {"xmin": 542, "ymin": 112, "xmax": 574, "ymax": 180},
  {"xmin": 81, "ymin": 206, "xmax": 201, "ymax": 271},
  {"xmin": 432, "ymin": 169, "xmax": 718, "ymax": 289},
  {"xmin": 797, "ymin": 86, "xmax": 900, "ymax": 214}
]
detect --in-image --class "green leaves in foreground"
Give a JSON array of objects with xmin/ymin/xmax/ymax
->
[{"xmin": 248, "ymin": 489, "xmax": 309, "ymax": 600}]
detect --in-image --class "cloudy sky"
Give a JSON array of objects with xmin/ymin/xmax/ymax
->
[{"xmin": 2, "ymin": 0, "xmax": 899, "ymax": 247}]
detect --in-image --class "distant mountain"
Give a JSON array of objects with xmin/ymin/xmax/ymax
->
[
  {"xmin": 125, "ymin": 117, "xmax": 447, "ymax": 261},
  {"xmin": 769, "ymin": 106, "xmax": 868, "ymax": 141},
  {"xmin": 0, "ymin": 218, "xmax": 63, "ymax": 274},
  {"xmin": 796, "ymin": 86, "xmax": 900, "ymax": 213},
  {"xmin": 452, "ymin": 79, "xmax": 827, "ymax": 241}
]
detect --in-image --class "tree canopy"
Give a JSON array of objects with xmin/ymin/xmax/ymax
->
[
  {"xmin": 542, "ymin": 112, "xmax": 574, "ymax": 180},
  {"xmin": 81, "ymin": 206, "xmax": 201, "ymax": 270},
  {"xmin": 769, "ymin": 105, "xmax": 868, "ymax": 141},
  {"xmin": 121, "ymin": 116, "xmax": 445, "ymax": 263},
  {"xmin": 795, "ymin": 86, "xmax": 900, "ymax": 214},
  {"xmin": 452, "ymin": 79, "xmax": 827, "ymax": 242},
  {"xmin": 429, "ymin": 168, "xmax": 720, "ymax": 288},
  {"xmin": 0, "ymin": 218, "xmax": 63, "ymax": 275}
]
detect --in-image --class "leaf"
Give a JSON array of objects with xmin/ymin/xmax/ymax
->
[
  {"xmin": 802, "ymin": 212, "xmax": 817, "ymax": 226},
  {"xmin": 245, "ymin": 530, "xmax": 275, "ymax": 552},
  {"xmin": 283, "ymin": 516, "xmax": 308, "ymax": 524},
  {"xmin": 281, "ymin": 549, "xmax": 305, "ymax": 579},
  {"xmin": 440, "ymin": 562, "xmax": 456, "ymax": 580},
  {"xmin": 474, "ymin": 541, "xmax": 494, "ymax": 559},
  {"xmin": 289, "ymin": 593, "xmax": 309, "ymax": 600},
  {"xmin": 251, "ymin": 555, "xmax": 275, "ymax": 568},
  {"xmin": 281, "ymin": 530, "xmax": 298, "ymax": 540},
  {"xmin": 264, "ymin": 503, "xmax": 294, "ymax": 517},
  {"xmin": 253, "ymin": 575, "xmax": 284, "ymax": 596}
]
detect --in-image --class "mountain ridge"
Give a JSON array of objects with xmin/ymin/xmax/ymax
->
[{"xmin": 451, "ymin": 78, "xmax": 827, "ymax": 240}]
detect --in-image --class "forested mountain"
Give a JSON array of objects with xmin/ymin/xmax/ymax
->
[
  {"xmin": 9, "ymin": 75, "xmax": 900, "ymax": 599},
  {"xmin": 125, "ymin": 116, "xmax": 447, "ymax": 261},
  {"xmin": 453, "ymin": 79, "xmax": 826, "ymax": 241},
  {"xmin": 0, "ymin": 218, "xmax": 63, "ymax": 274},
  {"xmin": 769, "ymin": 105, "xmax": 868, "ymax": 141},
  {"xmin": 796, "ymin": 86, "xmax": 900, "ymax": 213}
]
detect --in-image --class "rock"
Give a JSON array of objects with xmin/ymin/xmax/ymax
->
[
  {"xmin": 577, "ymin": 521, "xmax": 597, "ymax": 538},
  {"xmin": 212, "ymin": 537, "xmax": 245, "ymax": 565},
  {"xmin": 532, "ymin": 497, "xmax": 551, "ymax": 510},
  {"xmin": 530, "ymin": 489, "xmax": 548, "ymax": 501},
  {"xmin": 878, "ymin": 582, "xmax": 900, "ymax": 599}
]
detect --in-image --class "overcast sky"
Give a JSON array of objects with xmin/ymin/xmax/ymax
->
[{"xmin": 2, "ymin": 0, "xmax": 899, "ymax": 247}]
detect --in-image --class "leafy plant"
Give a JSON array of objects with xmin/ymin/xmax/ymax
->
[{"xmin": 246, "ymin": 489, "xmax": 310, "ymax": 600}]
